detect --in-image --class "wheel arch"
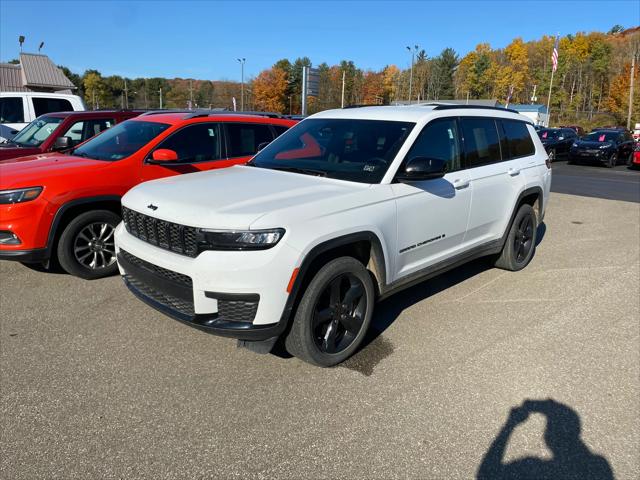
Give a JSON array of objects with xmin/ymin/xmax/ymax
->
[
  {"xmin": 276, "ymin": 231, "xmax": 388, "ymax": 336},
  {"xmin": 46, "ymin": 195, "xmax": 122, "ymax": 256},
  {"xmin": 500, "ymin": 186, "xmax": 543, "ymax": 248}
]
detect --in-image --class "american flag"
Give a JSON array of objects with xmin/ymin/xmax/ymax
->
[{"xmin": 551, "ymin": 36, "xmax": 559, "ymax": 72}]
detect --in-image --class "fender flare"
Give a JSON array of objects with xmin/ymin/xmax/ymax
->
[
  {"xmin": 500, "ymin": 186, "xmax": 544, "ymax": 248},
  {"xmin": 46, "ymin": 195, "xmax": 122, "ymax": 255},
  {"xmin": 275, "ymin": 231, "xmax": 387, "ymax": 334}
]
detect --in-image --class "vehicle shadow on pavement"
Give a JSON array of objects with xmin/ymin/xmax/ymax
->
[
  {"xmin": 344, "ymin": 222, "xmax": 547, "ymax": 376},
  {"xmin": 477, "ymin": 399, "xmax": 614, "ymax": 480}
]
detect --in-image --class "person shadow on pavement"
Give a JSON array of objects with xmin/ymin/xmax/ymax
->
[{"xmin": 477, "ymin": 399, "xmax": 613, "ymax": 480}]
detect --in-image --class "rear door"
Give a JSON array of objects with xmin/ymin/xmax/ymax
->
[{"xmin": 461, "ymin": 117, "xmax": 529, "ymax": 248}]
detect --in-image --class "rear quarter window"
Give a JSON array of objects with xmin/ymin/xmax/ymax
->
[
  {"xmin": 0, "ymin": 97, "xmax": 25, "ymax": 123},
  {"xmin": 33, "ymin": 97, "xmax": 74, "ymax": 117},
  {"xmin": 501, "ymin": 119, "xmax": 535, "ymax": 159}
]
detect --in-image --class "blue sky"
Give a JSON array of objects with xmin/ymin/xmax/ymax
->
[{"xmin": 1, "ymin": 1, "xmax": 637, "ymax": 80}]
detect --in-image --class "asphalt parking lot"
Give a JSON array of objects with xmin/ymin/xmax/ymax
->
[{"xmin": 1, "ymin": 172, "xmax": 639, "ymax": 479}]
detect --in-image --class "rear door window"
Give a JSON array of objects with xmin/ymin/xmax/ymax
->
[
  {"xmin": 61, "ymin": 118, "xmax": 116, "ymax": 146},
  {"xmin": 273, "ymin": 125, "xmax": 289, "ymax": 137},
  {"xmin": 226, "ymin": 123, "xmax": 274, "ymax": 157},
  {"xmin": 32, "ymin": 97, "xmax": 73, "ymax": 117},
  {"xmin": 0, "ymin": 97, "xmax": 25, "ymax": 123},
  {"xmin": 155, "ymin": 123, "xmax": 222, "ymax": 163},
  {"xmin": 461, "ymin": 117, "xmax": 502, "ymax": 167},
  {"xmin": 501, "ymin": 119, "xmax": 535, "ymax": 159}
]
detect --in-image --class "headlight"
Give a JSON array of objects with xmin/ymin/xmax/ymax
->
[
  {"xmin": 0, "ymin": 187, "xmax": 43, "ymax": 204},
  {"xmin": 197, "ymin": 228, "xmax": 285, "ymax": 250},
  {"xmin": 572, "ymin": 142, "xmax": 578, "ymax": 147}
]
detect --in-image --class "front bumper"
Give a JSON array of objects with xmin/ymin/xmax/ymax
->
[
  {"xmin": 0, "ymin": 247, "xmax": 49, "ymax": 263},
  {"xmin": 569, "ymin": 149, "xmax": 612, "ymax": 163},
  {"xmin": 115, "ymin": 223, "xmax": 301, "ymax": 341}
]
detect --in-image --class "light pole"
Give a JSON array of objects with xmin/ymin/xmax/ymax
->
[
  {"xmin": 406, "ymin": 45, "xmax": 419, "ymax": 103},
  {"xmin": 237, "ymin": 58, "xmax": 246, "ymax": 111}
]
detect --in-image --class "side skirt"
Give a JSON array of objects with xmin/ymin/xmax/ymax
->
[{"xmin": 379, "ymin": 240, "xmax": 502, "ymax": 300}]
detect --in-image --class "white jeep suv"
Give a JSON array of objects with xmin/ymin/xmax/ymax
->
[{"xmin": 115, "ymin": 104, "xmax": 552, "ymax": 366}]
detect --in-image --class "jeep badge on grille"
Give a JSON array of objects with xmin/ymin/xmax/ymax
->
[{"xmin": 147, "ymin": 204, "xmax": 158, "ymax": 211}]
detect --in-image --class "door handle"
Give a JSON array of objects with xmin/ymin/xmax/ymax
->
[
  {"xmin": 507, "ymin": 168, "xmax": 521, "ymax": 176},
  {"xmin": 452, "ymin": 178, "xmax": 470, "ymax": 189}
]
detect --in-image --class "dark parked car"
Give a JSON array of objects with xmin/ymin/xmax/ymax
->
[
  {"xmin": 568, "ymin": 129, "xmax": 635, "ymax": 168},
  {"xmin": 0, "ymin": 110, "xmax": 143, "ymax": 162},
  {"xmin": 560, "ymin": 125, "xmax": 585, "ymax": 136},
  {"xmin": 537, "ymin": 127, "xmax": 578, "ymax": 161}
]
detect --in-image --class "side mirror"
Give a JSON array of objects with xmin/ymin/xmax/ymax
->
[
  {"xmin": 397, "ymin": 156, "xmax": 447, "ymax": 182},
  {"xmin": 149, "ymin": 148, "xmax": 179, "ymax": 163},
  {"xmin": 53, "ymin": 136, "xmax": 72, "ymax": 150},
  {"xmin": 256, "ymin": 141, "xmax": 270, "ymax": 152}
]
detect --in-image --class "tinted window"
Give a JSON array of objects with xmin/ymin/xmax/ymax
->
[
  {"xmin": 0, "ymin": 97, "xmax": 24, "ymax": 123},
  {"xmin": 406, "ymin": 118, "xmax": 461, "ymax": 172},
  {"xmin": 33, "ymin": 98, "xmax": 73, "ymax": 117},
  {"xmin": 273, "ymin": 125, "xmax": 289, "ymax": 137},
  {"xmin": 62, "ymin": 118, "xmax": 116, "ymax": 146},
  {"xmin": 10, "ymin": 115, "xmax": 63, "ymax": 146},
  {"xmin": 502, "ymin": 120, "xmax": 535, "ymax": 158},
  {"xmin": 73, "ymin": 120, "xmax": 170, "ymax": 161},
  {"xmin": 251, "ymin": 118, "xmax": 414, "ymax": 183},
  {"xmin": 583, "ymin": 131, "xmax": 619, "ymax": 142},
  {"xmin": 227, "ymin": 123, "xmax": 274, "ymax": 157},
  {"xmin": 461, "ymin": 117, "xmax": 501, "ymax": 167},
  {"xmin": 156, "ymin": 123, "xmax": 222, "ymax": 163}
]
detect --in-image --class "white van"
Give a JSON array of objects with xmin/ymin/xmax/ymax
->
[{"xmin": 0, "ymin": 92, "xmax": 85, "ymax": 141}]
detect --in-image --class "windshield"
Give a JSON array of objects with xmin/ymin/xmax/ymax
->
[
  {"xmin": 11, "ymin": 116, "xmax": 64, "ymax": 146},
  {"xmin": 538, "ymin": 129, "xmax": 561, "ymax": 140},
  {"xmin": 250, "ymin": 118, "xmax": 415, "ymax": 183},
  {"xmin": 72, "ymin": 120, "xmax": 170, "ymax": 161},
  {"xmin": 582, "ymin": 131, "xmax": 618, "ymax": 142}
]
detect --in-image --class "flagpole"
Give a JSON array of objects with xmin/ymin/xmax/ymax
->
[
  {"xmin": 546, "ymin": 68, "xmax": 555, "ymax": 127},
  {"xmin": 546, "ymin": 34, "xmax": 559, "ymax": 127}
]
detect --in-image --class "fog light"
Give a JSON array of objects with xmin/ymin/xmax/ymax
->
[{"xmin": 0, "ymin": 231, "xmax": 21, "ymax": 245}]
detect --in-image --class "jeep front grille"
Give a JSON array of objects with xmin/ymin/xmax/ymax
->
[{"xmin": 122, "ymin": 206, "xmax": 198, "ymax": 257}]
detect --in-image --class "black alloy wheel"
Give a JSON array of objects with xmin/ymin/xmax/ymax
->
[
  {"xmin": 607, "ymin": 152, "xmax": 617, "ymax": 168},
  {"xmin": 513, "ymin": 214, "xmax": 534, "ymax": 264},
  {"xmin": 312, "ymin": 273, "xmax": 366, "ymax": 354}
]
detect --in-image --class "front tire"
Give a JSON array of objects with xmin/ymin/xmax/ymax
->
[
  {"xmin": 607, "ymin": 152, "xmax": 617, "ymax": 168},
  {"xmin": 285, "ymin": 257, "xmax": 375, "ymax": 367},
  {"xmin": 56, "ymin": 210, "xmax": 120, "ymax": 280},
  {"xmin": 495, "ymin": 204, "xmax": 537, "ymax": 272}
]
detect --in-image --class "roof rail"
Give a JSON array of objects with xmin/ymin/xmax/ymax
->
[
  {"xmin": 424, "ymin": 102, "xmax": 519, "ymax": 114},
  {"xmin": 183, "ymin": 110, "xmax": 284, "ymax": 120},
  {"xmin": 139, "ymin": 109, "xmax": 199, "ymax": 117},
  {"xmin": 341, "ymin": 104, "xmax": 388, "ymax": 109}
]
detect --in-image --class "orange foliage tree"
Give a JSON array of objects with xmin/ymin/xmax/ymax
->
[{"xmin": 252, "ymin": 67, "xmax": 288, "ymax": 113}]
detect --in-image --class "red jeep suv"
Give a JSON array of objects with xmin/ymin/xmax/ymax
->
[
  {"xmin": 0, "ymin": 110, "xmax": 143, "ymax": 162},
  {"xmin": 0, "ymin": 111, "xmax": 296, "ymax": 279}
]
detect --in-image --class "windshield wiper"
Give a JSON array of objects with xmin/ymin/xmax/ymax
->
[{"xmin": 271, "ymin": 166, "xmax": 327, "ymax": 177}]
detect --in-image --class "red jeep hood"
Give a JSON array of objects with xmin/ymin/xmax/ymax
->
[{"xmin": 0, "ymin": 153, "xmax": 111, "ymax": 190}]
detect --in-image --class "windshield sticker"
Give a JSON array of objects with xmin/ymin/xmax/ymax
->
[
  {"xmin": 363, "ymin": 164, "xmax": 377, "ymax": 172},
  {"xmin": 542, "ymin": 131, "xmax": 548, "ymax": 138},
  {"xmin": 598, "ymin": 134, "xmax": 606, "ymax": 142}
]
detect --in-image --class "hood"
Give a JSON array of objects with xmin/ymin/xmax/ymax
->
[
  {"xmin": 574, "ymin": 140, "xmax": 613, "ymax": 149},
  {"xmin": 122, "ymin": 165, "xmax": 370, "ymax": 230},
  {"xmin": 0, "ymin": 143, "xmax": 40, "ymax": 161},
  {"xmin": 0, "ymin": 153, "xmax": 111, "ymax": 189}
]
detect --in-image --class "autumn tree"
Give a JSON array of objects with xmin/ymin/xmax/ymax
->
[{"xmin": 252, "ymin": 67, "xmax": 288, "ymax": 113}]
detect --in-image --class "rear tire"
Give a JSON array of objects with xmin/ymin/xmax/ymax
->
[
  {"xmin": 495, "ymin": 204, "xmax": 537, "ymax": 272},
  {"xmin": 56, "ymin": 210, "xmax": 120, "ymax": 280},
  {"xmin": 285, "ymin": 257, "xmax": 375, "ymax": 367}
]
